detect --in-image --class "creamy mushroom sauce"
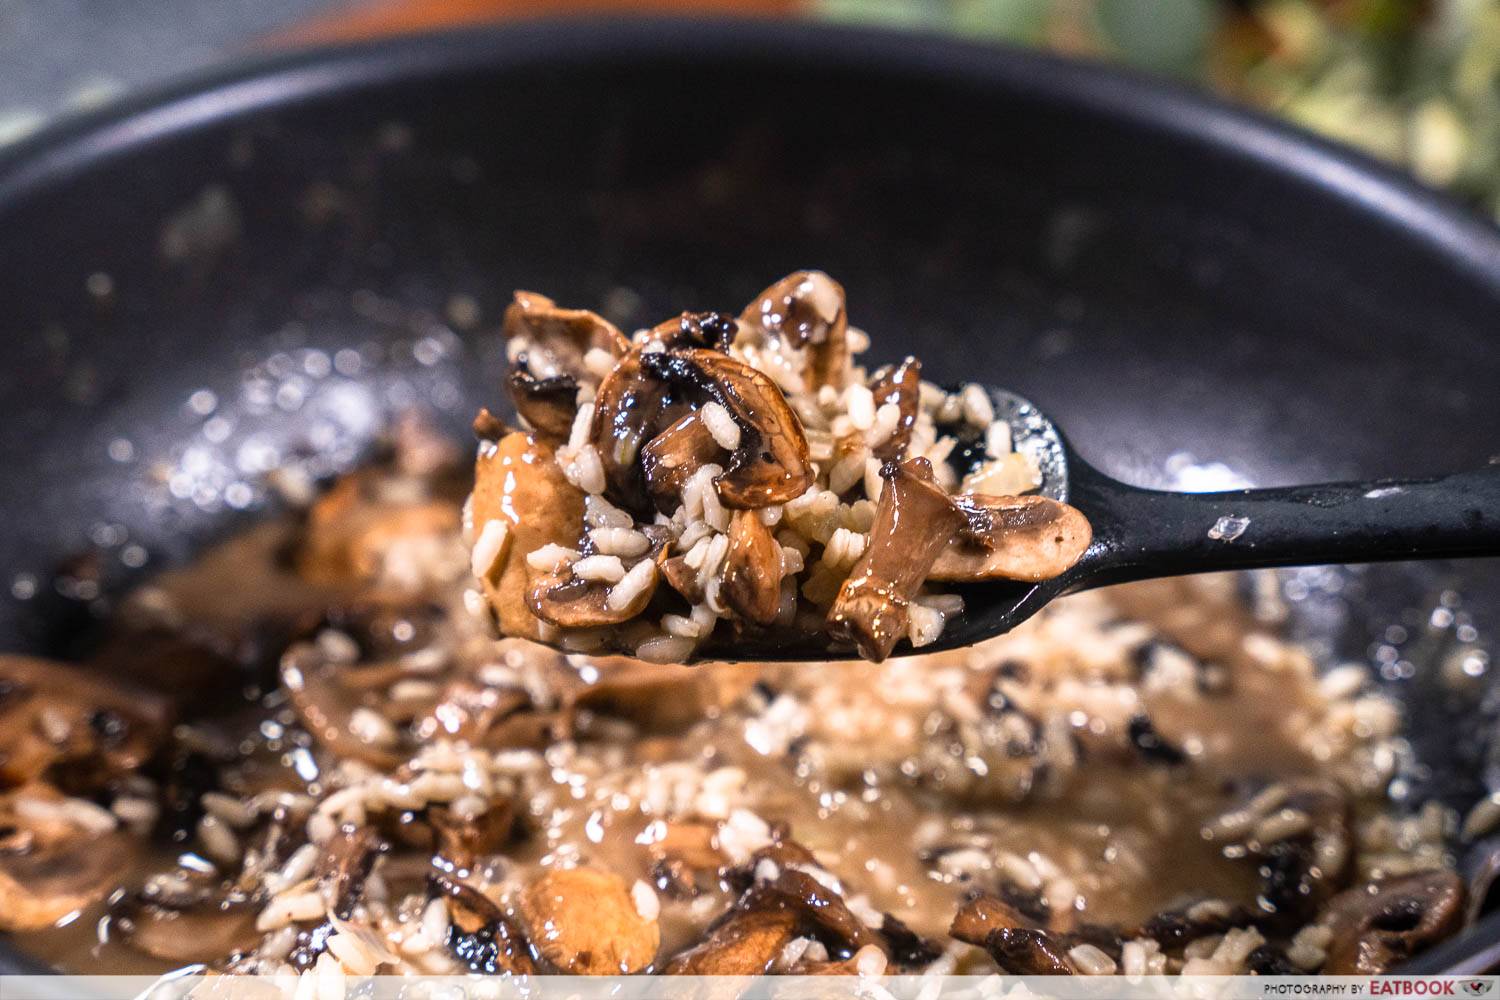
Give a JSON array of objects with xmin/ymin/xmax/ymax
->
[{"xmin": 0, "ymin": 428, "xmax": 1468, "ymax": 977}]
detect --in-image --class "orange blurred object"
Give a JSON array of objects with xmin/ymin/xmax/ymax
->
[{"xmin": 277, "ymin": 0, "xmax": 802, "ymax": 44}]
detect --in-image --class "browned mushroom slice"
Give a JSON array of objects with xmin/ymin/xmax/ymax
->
[
  {"xmin": 639, "ymin": 348, "xmax": 813, "ymax": 509},
  {"xmin": 756, "ymin": 868, "xmax": 882, "ymax": 955},
  {"xmin": 429, "ymin": 801, "xmax": 515, "ymax": 873},
  {"xmin": 112, "ymin": 883, "xmax": 261, "ymax": 963},
  {"xmin": 654, "ymin": 311, "xmax": 739, "ymax": 353},
  {"xmin": 928, "ymin": 494, "xmax": 1092, "ymax": 583},
  {"xmin": 526, "ymin": 561, "xmax": 657, "ymax": 630},
  {"xmin": 950, "ymin": 894, "xmax": 1034, "ymax": 944},
  {"xmin": 1322, "ymin": 870, "xmax": 1465, "ymax": 974},
  {"xmin": 868, "ymin": 357, "xmax": 921, "ymax": 462},
  {"xmin": 509, "ymin": 371, "xmax": 581, "ymax": 440},
  {"xmin": 663, "ymin": 905, "xmax": 801, "ymax": 975},
  {"xmin": 318, "ymin": 824, "xmax": 385, "ymax": 919},
  {"xmin": 658, "ymin": 551, "xmax": 704, "ymax": 605},
  {"xmin": 648, "ymin": 821, "xmax": 727, "ymax": 898},
  {"xmin": 0, "ymin": 654, "xmax": 172, "ymax": 790},
  {"xmin": 501, "ymin": 289, "xmax": 624, "ymax": 395},
  {"xmin": 640, "ymin": 410, "xmax": 723, "ymax": 512},
  {"xmin": 0, "ymin": 786, "xmax": 138, "ymax": 930},
  {"xmin": 950, "ymin": 895, "xmax": 1074, "ymax": 974},
  {"xmin": 721, "ymin": 509, "xmax": 784, "ymax": 626},
  {"xmin": 739, "ymin": 271, "xmax": 850, "ymax": 390},
  {"xmin": 880, "ymin": 913, "xmax": 943, "ymax": 968},
  {"xmin": 566, "ymin": 657, "xmax": 756, "ymax": 733},
  {"xmin": 280, "ymin": 647, "xmax": 403, "ymax": 770},
  {"xmin": 296, "ymin": 468, "xmax": 462, "ymax": 591},
  {"xmin": 827, "ymin": 458, "xmax": 967, "ymax": 662},
  {"xmin": 432, "ymin": 872, "xmax": 538, "ymax": 975},
  {"xmin": 519, "ymin": 867, "xmax": 661, "ymax": 974},
  {"xmin": 588, "ymin": 350, "xmax": 684, "ymax": 511},
  {"xmin": 414, "ymin": 680, "xmax": 530, "ymax": 744},
  {"xmin": 470, "ymin": 431, "xmax": 587, "ymax": 640}
]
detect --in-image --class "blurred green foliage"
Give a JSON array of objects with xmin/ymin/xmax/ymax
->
[{"xmin": 813, "ymin": 0, "xmax": 1500, "ymax": 220}]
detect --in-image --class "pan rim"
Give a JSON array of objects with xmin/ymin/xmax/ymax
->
[
  {"xmin": 0, "ymin": 14, "xmax": 1495, "ymax": 976},
  {"xmin": 0, "ymin": 15, "xmax": 1497, "ymax": 295}
]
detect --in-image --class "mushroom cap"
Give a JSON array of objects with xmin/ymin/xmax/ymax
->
[
  {"xmin": 928, "ymin": 494, "xmax": 1093, "ymax": 583},
  {"xmin": 1323, "ymin": 870, "xmax": 1465, "ymax": 974},
  {"xmin": 0, "ymin": 654, "xmax": 172, "ymax": 789},
  {"xmin": 638, "ymin": 349, "xmax": 814, "ymax": 509},
  {"xmin": 738, "ymin": 271, "xmax": 850, "ymax": 391},
  {"xmin": 520, "ymin": 867, "xmax": 660, "ymax": 974},
  {"xmin": 470, "ymin": 431, "xmax": 587, "ymax": 640},
  {"xmin": 0, "ymin": 785, "xmax": 138, "ymax": 931}
]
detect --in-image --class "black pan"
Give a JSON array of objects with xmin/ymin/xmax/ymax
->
[{"xmin": 0, "ymin": 16, "xmax": 1497, "ymax": 975}]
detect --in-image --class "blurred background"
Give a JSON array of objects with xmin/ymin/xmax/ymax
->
[{"xmin": 2, "ymin": 0, "xmax": 1497, "ymax": 222}]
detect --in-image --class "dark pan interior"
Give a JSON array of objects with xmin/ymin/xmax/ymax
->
[{"xmin": 0, "ymin": 17, "xmax": 1498, "ymax": 973}]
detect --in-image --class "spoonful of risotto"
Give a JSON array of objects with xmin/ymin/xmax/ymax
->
[{"xmin": 465, "ymin": 272, "xmax": 1500, "ymax": 663}]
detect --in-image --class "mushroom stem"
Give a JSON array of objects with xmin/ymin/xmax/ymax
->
[
  {"xmin": 721, "ymin": 509, "xmax": 785, "ymax": 627},
  {"xmin": 827, "ymin": 458, "xmax": 967, "ymax": 662}
]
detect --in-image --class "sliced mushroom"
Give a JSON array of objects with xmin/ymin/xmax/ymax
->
[
  {"xmin": 868, "ymin": 357, "xmax": 921, "ymax": 462},
  {"xmin": 526, "ymin": 560, "xmax": 657, "ymax": 630},
  {"xmin": 280, "ymin": 643, "xmax": 404, "ymax": 770},
  {"xmin": 950, "ymin": 893, "xmax": 1033, "ymax": 945},
  {"xmin": 827, "ymin": 458, "xmax": 967, "ymax": 662},
  {"xmin": 0, "ymin": 785, "xmax": 138, "ymax": 930},
  {"xmin": 589, "ymin": 350, "xmax": 683, "ymax": 511},
  {"xmin": 470, "ymin": 431, "xmax": 587, "ymax": 640},
  {"xmin": 296, "ymin": 469, "xmax": 463, "ymax": 594},
  {"xmin": 0, "ymin": 654, "xmax": 172, "ymax": 791},
  {"xmin": 638, "ymin": 349, "xmax": 814, "ymax": 509},
  {"xmin": 648, "ymin": 820, "xmax": 726, "ymax": 898},
  {"xmin": 658, "ymin": 552, "xmax": 704, "ymax": 605},
  {"xmin": 663, "ymin": 905, "xmax": 800, "ymax": 974},
  {"xmin": 640, "ymin": 411, "xmax": 723, "ymax": 512},
  {"xmin": 928, "ymin": 494, "xmax": 1092, "ymax": 583},
  {"xmin": 755, "ymin": 868, "xmax": 882, "ymax": 955},
  {"xmin": 720, "ymin": 509, "xmax": 785, "ymax": 627},
  {"xmin": 431, "ymin": 872, "xmax": 538, "ymax": 975},
  {"xmin": 472, "ymin": 407, "xmax": 508, "ymax": 442},
  {"xmin": 1208, "ymin": 777, "xmax": 1353, "ymax": 926},
  {"xmin": 318, "ymin": 824, "xmax": 385, "ymax": 919},
  {"xmin": 504, "ymin": 291, "xmax": 629, "ymax": 438},
  {"xmin": 1322, "ymin": 870, "xmax": 1465, "ymax": 974},
  {"xmin": 508, "ymin": 372, "xmax": 580, "ymax": 440},
  {"xmin": 429, "ymin": 800, "xmax": 515, "ymax": 873},
  {"xmin": 879, "ymin": 913, "xmax": 942, "ymax": 968},
  {"xmin": 566, "ymin": 657, "xmax": 756, "ymax": 733},
  {"xmin": 1461, "ymin": 835, "xmax": 1500, "ymax": 926},
  {"xmin": 951, "ymin": 895, "xmax": 1076, "ymax": 974},
  {"xmin": 659, "ymin": 311, "xmax": 738, "ymax": 353},
  {"xmin": 519, "ymin": 866, "xmax": 660, "ymax": 974},
  {"xmin": 739, "ymin": 271, "xmax": 850, "ymax": 391},
  {"xmin": 112, "ymin": 881, "xmax": 260, "ymax": 963},
  {"xmin": 414, "ymin": 680, "xmax": 530, "ymax": 745}
]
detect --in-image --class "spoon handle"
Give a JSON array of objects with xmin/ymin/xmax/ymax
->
[{"xmin": 1072, "ymin": 461, "xmax": 1500, "ymax": 587}]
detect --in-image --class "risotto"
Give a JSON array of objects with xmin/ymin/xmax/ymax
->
[
  {"xmin": 0, "ymin": 412, "xmax": 1476, "ymax": 981},
  {"xmin": 468, "ymin": 273, "xmax": 1091, "ymax": 663}
]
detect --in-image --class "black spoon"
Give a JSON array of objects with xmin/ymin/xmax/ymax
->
[{"xmin": 732, "ymin": 387, "xmax": 1500, "ymax": 662}]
